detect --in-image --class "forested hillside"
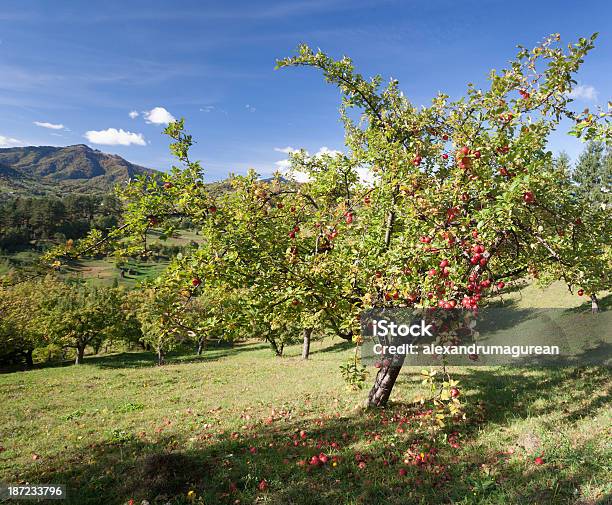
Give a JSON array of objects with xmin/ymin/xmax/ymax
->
[{"xmin": 0, "ymin": 144, "xmax": 155, "ymax": 199}]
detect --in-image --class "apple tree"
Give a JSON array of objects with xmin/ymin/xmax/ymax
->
[
  {"xmin": 36, "ymin": 279, "xmax": 128, "ymax": 364},
  {"xmin": 276, "ymin": 33, "xmax": 610, "ymax": 407}
]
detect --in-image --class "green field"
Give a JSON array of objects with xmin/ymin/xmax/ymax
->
[
  {"xmin": 1, "ymin": 283, "xmax": 610, "ymax": 505},
  {"xmin": 0, "ymin": 229, "xmax": 202, "ymax": 287}
]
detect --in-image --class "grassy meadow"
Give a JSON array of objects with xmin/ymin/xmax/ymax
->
[{"xmin": 0, "ymin": 283, "xmax": 610, "ymax": 505}]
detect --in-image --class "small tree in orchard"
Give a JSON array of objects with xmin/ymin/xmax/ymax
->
[
  {"xmin": 0, "ymin": 279, "xmax": 47, "ymax": 366},
  {"xmin": 38, "ymin": 280, "xmax": 127, "ymax": 364}
]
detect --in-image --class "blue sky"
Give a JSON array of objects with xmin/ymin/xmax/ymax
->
[{"xmin": 0, "ymin": 0, "xmax": 610, "ymax": 180}]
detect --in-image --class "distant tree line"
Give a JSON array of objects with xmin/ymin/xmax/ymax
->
[
  {"xmin": 0, "ymin": 276, "xmax": 215, "ymax": 367},
  {"xmin": 0, "ymin": 193, "xmax": 122, "ymax": 251}
]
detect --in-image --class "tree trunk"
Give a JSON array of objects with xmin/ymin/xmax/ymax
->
[
  {"xmin": 157, "ymin": 348, "xmax": 165, "ymax": 365},
  {"xmin": 24, "ymin": 349, "xmax": 34, "ymax": 368},
  {"xmin": 75, "ymin": 346, "xmax": 85, "ymax": 365},
  {"xmin": 267, "ymin": 337, "xmax": 283, "ymax": 357},
  {"xmin": 301, "ymin": 328, "xmax": 312, "ymax": 359},
  {"xmin": 365, "ymin": 356, "xmax": 406, "ymax": 408},
  {"xmin": 591, "ymin": 293, "xmax": 599, "ymax": 314},
  {"xmin": 196, "ymin": 337, "xmax": 205, "ymax": 356}
]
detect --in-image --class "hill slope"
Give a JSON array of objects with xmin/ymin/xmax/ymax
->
[{"xmin": 0, "ymin": 145, "xmax": 155, "ymax": 198}]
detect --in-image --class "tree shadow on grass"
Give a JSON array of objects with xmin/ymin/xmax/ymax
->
[
  {"xmin": 309, "ymin": 339, "xmax": 354, "ymax": 355},
  {"xmin": 87, "ymin": 342, "xmax": 270, "ymax": 370},
  {"xmin": 0, "ymin": 342, "xmax": 269, "ymax": 374},
  {"xmin": 8, "ymin": 363, "xmax": 610, "ymax": 505}
]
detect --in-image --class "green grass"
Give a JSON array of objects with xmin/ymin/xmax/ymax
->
[
  {"xmin": 0, "ymin": 229, "xmax": 199, "ymax": 287},
  {"xmin": 63, "ymin": 258, "xmax": 169, "ymax": 287},
  {"xmin": 0, "ymin": 283, "xmax": 610, "ymax": 505}
]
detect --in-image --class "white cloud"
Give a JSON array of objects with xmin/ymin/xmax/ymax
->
[
  {"xmin": 0, "ymin": 135, "xmax": 23, "ymax": 147},
  {"xmin": 84, "ymin": 128, "xmax": 146, "ymax": 146},
  {"xmin": 274, "ymin": 158, "xmax": 292, "ymax": 171},
  {"xmin": 144, "ymin": 106, "xmax": 176, "ymax": 124},
  {"xmin": 128, "ymin": 110, "xmax": 139, "ymax": 119},
  {"xmin": 356, "ymin": 166, "xmax": 375, "ymax": 185},
  {"xmin": 274, "ymin": 146, "xmax": 297, "ymax": 154},
  {"xmin": 567, "ymin": 85, "xmax": 598, "ymax": 101},
  {"xmin": 200, "ymin": 105, "xmax": 215, "ymax": 113},
  {"xmin": 245, "ymin": 104, "xmax": 256, "ymax": 113},
  {"xmin": 34, "ymin": 121, "xmax": 64, "ymax": 130},
  {"xmin": 314, "ymin": 146, "xmax": 341, "ymax": 157},
  {"xmin": 274, "ymin": 146, "xmax": 345, "ymax": 183},
  {"xmin": 273, "ymin": 145, "xmax": 376, "ymax": 185}
]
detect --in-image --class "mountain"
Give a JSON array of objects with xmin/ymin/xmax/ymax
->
[{"xmin": 0, "ymin": 144, "xmax": 156, "ymax": 199}]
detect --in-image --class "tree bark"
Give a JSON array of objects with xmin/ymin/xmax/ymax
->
[
  {"xmin": 24, "ymin": 349, "xmax": 34, "ymax": 368},
  {"xmin": 267, "ymin": 337, "xmax": 284, "ymax": 356},
  {"xmin": 75, "ymin": 345, "xmax": 85, "ymax": 365},
  {"xmin": 591, "ymin": 293, "xmax": 599, "ymax": 314},
  {"xmin": 365, "ymin": 353, "xmax": 406, "ymax": 408},
  {"xmin": 196, "ymin": 337, "xmax": 205, "ymax": 356},
  {"xmin": 301, "ymin": 328, "xmax": 313, "ymax": 359},
  {"xmin": 157, "ymin": 348, "xmax": 165, "ymax": 365}
]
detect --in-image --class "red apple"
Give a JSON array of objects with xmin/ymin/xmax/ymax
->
[
  {"xmin": 450, "ymin": 387, "xmax": 460, "ymax": 398},
  {"xmin": 163, "ymin": 182, "xmax": 173, "ymax": 189},
  {"xmin": 577, "ymin": 289, "xmax": 584, "ymax": 296},
  {"xmin": 497, "ymin": 281, "xmax": 505, "ymax": 289},
  {"xmin": 534, "ymin": 456, "xmax": 544, "ymax": 465},
  {"xmin": 523, "ymin": 191, "xmax": 535, "ymax": 204},
  {"xmin": 192, "ymin": 278, "xmax": 201, "ymax": 287},
  {"xmin": 461, "ymin": 146, "xmax": 469, "ymax": 155},
  {"xmin": 442, "ymin": 153, "xmax": 449, "ymax": 160}
]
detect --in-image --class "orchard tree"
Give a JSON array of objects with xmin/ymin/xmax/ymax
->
[
  {"xmin": 38, "ymin": 280, "xmax": 127, "ymax": 364},
  {"xmin": 0, "ymin": 279, "xmax": 48, "ymax": 366},
  {"xmin": 276, "ymin": 33, "xmax": 611, "ymax": 406}
]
